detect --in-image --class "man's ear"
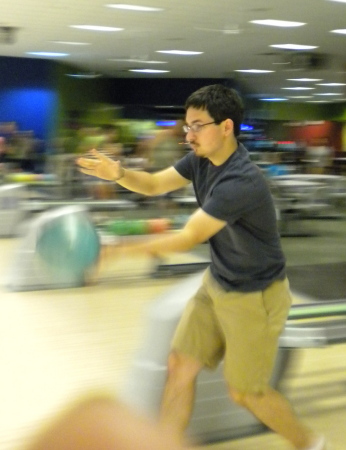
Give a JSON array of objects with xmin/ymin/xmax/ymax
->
[{"xmin": 223, "ymin": 118, "xmax": 234, "ymax": 136}]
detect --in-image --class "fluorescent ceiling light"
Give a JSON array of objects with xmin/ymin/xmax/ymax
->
[
  {"xmin": 272, "ymin": 61, "xmax": 291, "ymax": 65},
  {"xmin": 129, "ymin": 69, "xmax": 170, "ymax": 73},
  {"xmin": 287, "ymin": 96, "xmax": 313, "ymax": 98},
  {"xmin": 105, "ymin": 4, "xmax": 163, "ymax": 11},
  {"xmin": 270, "ymin": 44, "xmax": 318, "ymax": 50},
  {"xmin": 235, "ymin": 69, "xmax": 274, "ymax": 73},
  {"xmin": 67, "ymin": 73, "xmax": 102, "ymax": 78},
  {"xmin": 154, "ymin": 106, "xmax": 178, "ymax": 109},
  {"xmin": 26, "ymin": 51, "xmax": 68, "ymax": 57},
  {"xmin": 315, "ymin": 92, "xmax": 343, "ymax": 96},
  {"xmin": 317, "ymin": 82, "xmax": 346, "ymax": 86},
  {"xmin": 281, "ymin": 87, "xmax": 315, "ymax": 90},
  {"xmin": 250, "ymin": 20, "xmax": 305, "ymax": 27},
  {"xmin": 260, "ymin": 98, "xmax": 287, "ymax": 101},
  {"xmin": 71, "ymin": 25, "xmax": 123, "ymax": 32},
  {"xmin": 156, "ymin": 50, "xmax": 203, "ymax": 55},
  {"xmin": 330, "ymin": 29, "xmax": 346, "ymax": 34},
  {"xmin": 109, "ymin": 58, "xmax": 166, "ymax": 64},
  {"xmin": 328, "ymin": 0, "xmax": 346, "ymax": 3},
  {"xmin": 308, "ymin": 100, "xmax": 331, "ymax": 103},
  {"xmin": 50, "ymin": 41, "xmax": 90, "ymax": 46},
  {"xmin": 287, "ymin": 78, "xmax": 322, "ymax": 82}
]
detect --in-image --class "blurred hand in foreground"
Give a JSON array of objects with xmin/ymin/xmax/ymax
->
[{"xmin": 26, "ymin": 394, "xmax": 199, "ymax": 450}]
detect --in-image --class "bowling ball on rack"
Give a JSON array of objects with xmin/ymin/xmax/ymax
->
[
  {"xmin": 147, "ymin": 218, "xmax": 171, "ymax": 234},
  {"xmin": 106, "ymin": 219, "xmax": 149, "ymax": 236},
  {"xmin": 105, "ymin": 218, "xmax": 171, "ymax": 236}
]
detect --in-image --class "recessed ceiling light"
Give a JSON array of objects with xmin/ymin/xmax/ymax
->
[
  {"xmin": 50, "ymin": 41, "xmax": 90, "ymax": 46},
  {"xmin": 26, "ymin": 51, "xmax": 68, "ymax": 57},
  {"xmin": 270, "ymin": 44, "xmax": 318, "ymax": 50},
  {"xmin": 317, "ymin": 82, "xmax": 346, "ymax": 86},
  {"xmin": 260, "ymin": 98, "xmax": 288, "ymax": 101},
  {"xmin": 287, "ymin": 78, "xmax": 322, "ymax": 82},
  {"xmin": 129, "ymin": 69, "xmax": 170, "ymax": 73},
  {"xmin": 272, "ymin": 61, "xmax": 291, "ymax": 65},
  {"xmin": 250, "ymin": 20, "xmax": 306, "ymax": 27},
  {"xmin": 154, "ymin": 106, "xmax": 179, "ymax": 109},
  {"xmin": 156, "ymin": 50, "xmax": 203, "ymax": 55},
  {"xmin": 281, "ymin": 87, "xmax": 315, "ymax": 90},
  {"xmin": 315, "ymin": 92, "xmax": 343, "ymax": 96},
  {"xmin": 330, "ymin": 29, "xmax": 346, "ymax": 34},
  {"xmin": 66, "ymin": 73, "xmax": 102, "ymax": 79},
  {"xmin": 308, "ymin": 100, "xmax": 331, "ymax": 103},
  {"xmin": 109, "ymin": 58, "xmax": 167, "ymax": 64},
  {"xmin": 105, "ymin": 4, "xmax": 164, "ymax": 11},
  {"xmin": 235, "ymin": 69, "xmax": 274, "ymax": 73},
  {"xmin": 70, "ymin": 25, "xmax": 123, "ymax": 32}
]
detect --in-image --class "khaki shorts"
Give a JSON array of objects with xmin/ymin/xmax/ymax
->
[{"xmin": 171, "ymin": 268, "xmax": 292, "ymax": 394}]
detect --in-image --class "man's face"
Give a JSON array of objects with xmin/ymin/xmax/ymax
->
[{"xmin": 184, "ymin": 107, "xmax": 226, "ymax": 159}]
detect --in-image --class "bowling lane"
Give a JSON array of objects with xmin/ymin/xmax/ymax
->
[
  {"xmin": 0, "ymin": 237, "xmax": 345, "ymax": 449},
  {"xmin": 0, "ymin": 237, "xmax": 207, "ymax": 449}
]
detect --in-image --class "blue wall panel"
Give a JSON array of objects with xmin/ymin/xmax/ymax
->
[
  {"xmin": 0, "ymin": 88, "xmax": 57, "ymax": 140},
  {"xmin": 0, "ymin": 57, "xmax": 58, "ymax": 140}
]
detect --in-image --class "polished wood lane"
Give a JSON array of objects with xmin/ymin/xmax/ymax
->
[{"xmin": 0, "ymin": 238, "xmax": 345, "ymax": 449}]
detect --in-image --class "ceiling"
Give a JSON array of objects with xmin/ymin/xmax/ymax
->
[{"xmin": 1, "ymin": 0, "xmax": 346, "ymax": 104}]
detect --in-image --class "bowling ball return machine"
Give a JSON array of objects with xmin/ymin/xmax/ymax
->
[
  {"xmin": 0, "ymin": 184, "xmax": 26, "ymax": 237},
  {"xmin": 0, "ymin": 180, "xmax": 137, "ymax": 240}
]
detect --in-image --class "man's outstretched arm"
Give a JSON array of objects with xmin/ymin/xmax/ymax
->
[{"xmin": 76, "ymin": 149, "xmax": 189, "ymax": 196}]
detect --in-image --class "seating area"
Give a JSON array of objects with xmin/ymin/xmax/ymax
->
[{"xmin": 267, "ymin": 173, "xmax": 346, "ymax": 236}]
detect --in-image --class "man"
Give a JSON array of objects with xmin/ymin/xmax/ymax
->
[{"xmin": 77, "ymin": 84, "xmax": 326, "ymax": 450}]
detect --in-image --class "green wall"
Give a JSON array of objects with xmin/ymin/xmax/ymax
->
[
  {"xmin": 55, "ymin": 63, "xmax": 111, "ymax": 127},
  {"xmin": 248, "ymin": 99, "xmax": 346, "ymax": 122}
]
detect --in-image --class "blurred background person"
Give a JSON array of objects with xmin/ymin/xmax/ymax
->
[
  {"xmin": 305, "ymin": 137, "xmax": 334, "ymax": 174},
  {"xmin": 146, "ymin": 119, "xmax": 186, "ymax": 171}
]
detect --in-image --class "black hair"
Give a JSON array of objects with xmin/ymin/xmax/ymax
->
[{"xmin": 185, "ymin": 84, "xmax": 244, "ymax": 137}]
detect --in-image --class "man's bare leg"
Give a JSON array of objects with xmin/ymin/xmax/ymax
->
[
  {"xmin": 159, "ymin": 351, "xmax": 203, "ymax": 441},
  {"xmin": 230, "ymin": 386, "xmax": 319, "ymax": 449}
]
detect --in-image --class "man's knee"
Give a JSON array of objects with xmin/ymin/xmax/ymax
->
[
  {"xmin": 166, "ymin": 350, "xmax": 202, "ymax": 383},
  {"xmin": 228, "ymin": 387, "xmax": 247, "ymax": 407},
  {"xmin": 228, "ymin": 386, "xmax": 267, "ymax": 408}
]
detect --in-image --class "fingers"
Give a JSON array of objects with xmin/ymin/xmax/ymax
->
[
  {"xmin": 76, "ymin": 149, "xmax": 104, "ymax": 165},
  {"xmin": 76, "ymin": 150, "xmax": 117, "ymax": 169},
  {"xmin": 76, "ymin": 154, "xmax": 104, "ymax": 171},
  {"xmin": 76, "ymin": 158, "xmax": 95, "ymax": 170},
  {"xmin": 90, "ymin": 148, "xmax": 113, "ymax": 162},
  {"xmin": 76, "ymin": 149, "xmax": 123, "ymax": 181}
]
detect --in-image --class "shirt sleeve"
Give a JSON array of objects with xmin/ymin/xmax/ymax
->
[
  {"xmin": 202, "ymin": 176, "xmax": 261, "ymax": 224},
  {"xmin": 174, "ymin": 152, "xmax": 194, "ymax": 180}
]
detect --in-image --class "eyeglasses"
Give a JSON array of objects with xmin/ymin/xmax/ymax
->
[{"xmin": 183, "ymin": 121, "xmax": 217, "ymax": 134}]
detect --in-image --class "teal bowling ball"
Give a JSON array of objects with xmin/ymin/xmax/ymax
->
[{"xmin": 36, "ymin": 214, "xmax": 100, "ymax": 276}]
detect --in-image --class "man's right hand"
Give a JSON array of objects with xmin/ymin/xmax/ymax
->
[{"xmin": 76, "ymin": 149, "xmax": 125, "ymax": 181}]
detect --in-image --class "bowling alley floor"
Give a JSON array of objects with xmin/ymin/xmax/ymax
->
[{"xmin": 1, "ymin": 215, "xmax": 346, "ymax": 450}]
